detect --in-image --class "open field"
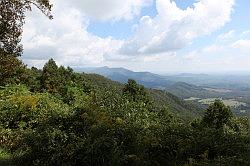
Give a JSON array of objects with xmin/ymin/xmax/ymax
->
[
  {"xmin": 185, "ymin": 97, "xmax": 247, "ymax": 108},
  {"xmin": 203, "ymin": 88, "xmax": 232, "ymax": 93}
]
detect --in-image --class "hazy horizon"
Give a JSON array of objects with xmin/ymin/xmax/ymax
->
[{"xmin": 70, "ymin": 65, "xmax": 250, "ymax": 76}]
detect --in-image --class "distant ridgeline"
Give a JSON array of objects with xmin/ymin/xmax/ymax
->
[
  {"xmin": 0, "ymin": 58, "xmax": 249, "ymax": 165},
  {"xmin": 77, "ymin": 66, "xmax": 250, "ymax": 117},
  {"xmin": 1, "ymin": 0, "xmax": 249, "ymax": 164}
]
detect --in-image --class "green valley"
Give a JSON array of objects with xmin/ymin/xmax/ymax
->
[{"xmin": 0, "ymin": 0, "xmax": 249, "ymax": 165}]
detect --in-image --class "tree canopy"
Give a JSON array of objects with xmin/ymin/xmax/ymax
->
[
  {"xmin": 0, "ymin": 1, "xmax": 249, "ymax": 165},
  {"xmin": 202, "ymin": 99, "xmax": 233, "ymax": 129},
  {"xmin": 0, "ymin": 0, "xmax": 52, "ymax": 57},
  {"xmin": 0, "ymin": 0, "xmax": 52, "ymax": 86}
]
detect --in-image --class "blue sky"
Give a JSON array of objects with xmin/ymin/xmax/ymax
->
[
  {"xmin": 88, "ymin": 0, "xmax": 250, "ymax": 49},
  {"xmin": 22, "ymin": 0, "xmax": 250, "ymax": 74},
  {"xmin": 87, "ymin": 0, "xmax": 198, "ymax": 39}
]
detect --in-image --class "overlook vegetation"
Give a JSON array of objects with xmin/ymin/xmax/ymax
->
[
  {"xmin": 81, "ymin": 66, "xmax": 250, "ymax": 117},
  {"xmin": 0, "ymin": 59, "xmax": 249, "ymax": 166},
  {"xmin": 0, "ymin": 0, "xmax": 249, "ymax": 165}
]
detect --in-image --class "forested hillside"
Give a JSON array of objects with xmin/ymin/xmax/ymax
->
[
  {"xmin": 0, "ymin": 58, "xmax": 249, "ymax": 165},
  {"xmin": 82, "ymin": 66, "xmax": 250, "ymax": 117},
  {"xmin": 0, "ymin": 0, "xmax": 249, "ymax": 165},
  {"xmin": 72, "ymin": 71, "xmax": 203, "ymax": 119}
]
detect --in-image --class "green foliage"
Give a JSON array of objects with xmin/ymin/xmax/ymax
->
[
  {"xmin": 0, "ymin": 60, "xmax": 249, "ymax": 165},
  {"xmin": 202, "ymin": 100, "xmax": 233, "ymax": 129},
  {"xmin": 0, "ymin": 147, "xmax": 13, "ymax": 166},
  {"xmin": 123, "ymin": 79, "xmax": 150, "ymax": 103},
  {"xmin": 41, "ymin": 59, "xmax": 59, "ymax": 93},
  {"xmin": 22, "ymin": 67, "xmax": 43, "ymax": 92},
  {"xmin": 0, "ymin": 0, "xmax": 52, "ymax": 87},
  {"xmin": 0, "ymin": 0, "xmax": 52, "ymax": 57},
  {"xmin": 0, "ymin": 1, "xmax": 249, "ymax": 163},
  {"xmin": 0, "ymin": 56, "xmax": 27, "ymax": 86}
]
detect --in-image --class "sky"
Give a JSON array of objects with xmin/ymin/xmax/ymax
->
[{"xmin": 21, "ymin": 0, "xmax": 250, "ymax": 74}]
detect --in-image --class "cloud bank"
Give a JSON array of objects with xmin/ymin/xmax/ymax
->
[
  {"xmin": 120, "ymin": 0, "xmax": 235, "ymax": 55},
  {"xmin": 69, "ymin": 0, "xmax": 152, "ymax": 21},
  {"xmin": 22, "ymin": 0, "xmax": 236, "ymax": 69}
]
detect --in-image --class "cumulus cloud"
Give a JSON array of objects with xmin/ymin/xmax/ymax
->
[
  {"xmin": 120, "ymin": 0, "xmax": 235, "ymax": 55},
  {"xmin": 21, "ymin": 0, "xmax": 236, "ymax": 69},
  {"xmin": 69, "ymin": 0, "xmax": 152, "ymax": 21},
  {"xmin": 22, "ymin": 0, "xmax": 122, "ymax": 67}
]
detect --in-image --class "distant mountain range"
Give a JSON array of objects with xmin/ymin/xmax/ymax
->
[
  {"xmin": 74, "ymin": 66, "xmax": 250, "ymax": 117},
  {"xmin": 74, "ymin": 66, "xmax": 250, "ymax": 99},
  {"xmin": 74, "ymin": 66, "xmax": 219, "ymax": 99},
  {"xmin": 75, "ymin": 66, "xmax": 175, "ymax": 89}
]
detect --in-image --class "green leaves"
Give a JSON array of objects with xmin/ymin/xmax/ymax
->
[
  {"xmin": 0, "ymin": 0, "xmax": 52, "ymax": 57},
  {"xmin": 123, "ymin": 79, "xmax": 153, "ymax": 111},
  {"xmin": 203, "ymin": 99, "xmax": 233, "ymax": 129},
  {"xmin": 0, "ymin": 65, "xmax": 249, "ymax": 165}
]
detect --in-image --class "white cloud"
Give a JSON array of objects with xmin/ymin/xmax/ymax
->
[
  {"xmin": 231, "ymin": 39, "xmax": 250, "ymax": 51},
  {"xmin": 120, "ymin": 0, "xmax": 235, "ymax": 55},
  {"xmin": 231, "ymin": 39, "xmax": 250, "ymax": 48},
  {"xmin": 181, "ymin": 38, "xmax": 250, "ymax": 73},
  {"xmin": 143, "ymin": 52, "xmax": 176, "ymax": 62},
  {"xmin": 242, "ymin": 30, "xmax": 250, "ymax": 36},
  {"xmin": 21, "ymin": 0, "xmax": 237, "ymax": 71},
  {"xmin": 217, "ymin": 30, "xmax": 235, "ymax": 41},
  {"xmin": 184, "ymin": 44, "xmax": 225, "ymax": 63},
  {"xmin": 184, "ymin": 51, "xmax": 199, "ymax": 60},
  {"xmin": 69, "ymin": 0, "xmax": 152, "ymax": 21},
  {"xmin": 22, "ymin": 0, "xmax": 122, "ymax": 68},
  {"xmin": 202, "ymin": 45, "xmax": 223, "ymax": 53}
]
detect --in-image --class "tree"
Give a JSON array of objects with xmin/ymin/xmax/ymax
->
[
  {"xmin": 0, "ymin": 55, "xmax": 26, "ymax": 85},
  {"xmin": 123, "ymin": 79, "xmax": 151, "ymax": 106},
  {"xmin": 0, "ymin": 0, "xmax": 52, "ymax": 85},
  {"xmin": 202, "ymin": 100, "xmax": 233, "ymax": 129},
  {"xmin": 41, "ymin": 58, "xmax": 59, "ymax": 93},
  {"xmin": 123, "ymin": 79, "xmax": 138, "ymax": 101},
  {"xmin": 0, "ymin": 0, "xmax": 52, "ymax": 57},
  {"xmin": 21, "ymin": 67, "xmax": 43, "ymax": 92}
]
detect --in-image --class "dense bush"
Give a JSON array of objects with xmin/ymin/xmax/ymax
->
[{"xmin": 0, "ymin": 60, "xmax": 249, "ymax": 166}]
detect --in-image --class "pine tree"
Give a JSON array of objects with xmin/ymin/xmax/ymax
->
[
  {"xmin": 202, "ymin": 100, "xmax": 233, "ymax": 129},
  {"xmin": 41, "ymin": 59, "xmax": 59, "ymax": 93}
]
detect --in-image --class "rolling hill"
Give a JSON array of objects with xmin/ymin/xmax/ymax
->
[
  {"xmin": 76, "ymin": 66, "xmax": 250, "ymax": 117},
  {"xmin": 80, "ymin": 72, "xmax": 203, "ymax": 119},
  {"xmin": 75, "ymin": 66, "xmax": 174, "ymax": 89},
  {"xmin": 76, "ymin": 66, "xmax": 218, "ymax": 98}
]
